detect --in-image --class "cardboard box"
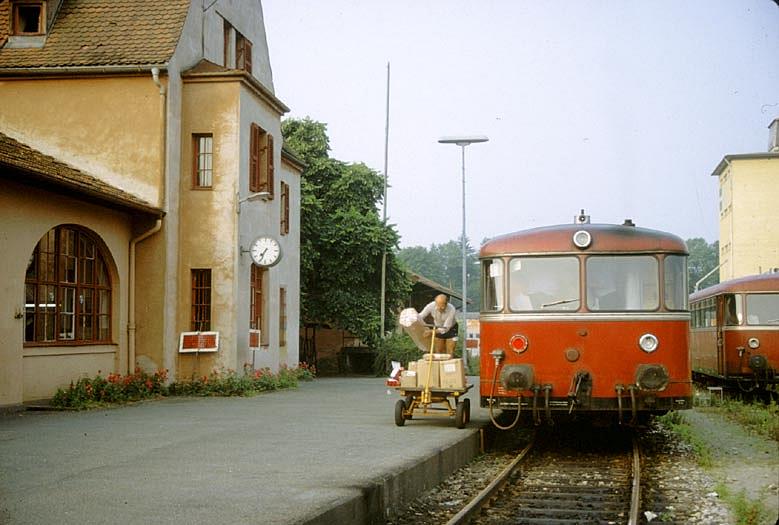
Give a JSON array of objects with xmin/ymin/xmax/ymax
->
[
  {"xmin": 407, "ymin": 360, "xmax": 418, "ymax": 373},
  {"xmin": 400, "ymin": 370, "xmax": 417, "ymax": 388},
  {"xmin": 439, "ymin": 359, "xmax": 466, "ymax": 389},
  {"xmin": 416, "ymin": 358, "xmax": 440, "ymax": 389}
]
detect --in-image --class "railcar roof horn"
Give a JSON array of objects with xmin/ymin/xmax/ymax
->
[{"xmin": 574, "ymin": 209, "xmax": 590, "ymax": 224}]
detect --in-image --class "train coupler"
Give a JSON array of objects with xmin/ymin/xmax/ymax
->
[{"xmin": 567, "ymin": 371, "xmax": 591, "ymax": 415}]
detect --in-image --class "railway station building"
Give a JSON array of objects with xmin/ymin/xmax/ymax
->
[
  {"xmin": 0, "ymin": 0, "xmax": 301, "ymax": 406},
  {"xmin": 712, "ymin": 118, "xmax": 779, "ymax": 281}
]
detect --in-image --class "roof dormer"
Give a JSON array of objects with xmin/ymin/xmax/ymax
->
[{"xmin": 4, "ymin": 0, "xmax": 61, "ymax": 49}]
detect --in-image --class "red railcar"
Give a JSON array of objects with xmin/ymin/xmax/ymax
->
[
  {"xmin": 479, "ymin": 217, "xmax": 692, "ymax": 428},
  {"xmin": 689, "ymin": 273, "xmax": 779, "ymax": 395}
]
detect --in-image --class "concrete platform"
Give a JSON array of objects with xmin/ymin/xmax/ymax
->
[{"xmin": 0, "ymin": 377, "xmax": 487, "ymax": 525}]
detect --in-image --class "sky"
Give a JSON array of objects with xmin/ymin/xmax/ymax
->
[{"xmin": 262, "ymin": 1, "xmax": 779, "ymax": 249}]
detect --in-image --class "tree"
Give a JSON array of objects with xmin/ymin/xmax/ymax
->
[
  {"xmin": 398, "ymin": 238, "xmax": 481, "ymax": 309},
  {"xmin": 282, "ymin": 118, "xmax": 411, "ymax": 346},
  {"xmin": 686, "ymin": 237, "xmax": 719, "ymax": 294}
]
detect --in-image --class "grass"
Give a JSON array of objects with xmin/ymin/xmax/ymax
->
[
  {"xmin": 714, "ymin": 482, "xmax": 768, "ymax": 525},
  {"xmin": 656, "ymin": 411, "xmax": 713, "ymax": 467},
  {"xmin": 716, "ymin": 398, "xmax": 779, "ymax": 442}
]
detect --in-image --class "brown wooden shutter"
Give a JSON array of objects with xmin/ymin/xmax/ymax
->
[
  {"xmin": 266, "ymin": 134, "xmax": 274, "ymax": 196},
  {"xmin": 250, "ymin": 124, "xmax": 259, "ymax": 192},
  {"xmin": 244, "ymin": 40, "xmax": 253, "ymax": 74}
]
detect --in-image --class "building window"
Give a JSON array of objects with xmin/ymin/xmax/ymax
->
[
  {"xmin": 280, "ymin": 181, "xmax": 290, "ymax": 235},
  {"xmin": 250, "ymin": 265, "xmax": 266, "ymax": 343},
  {"xmin": 191, "ymin": 269, "xmax": 212, "ymax": 331},
  {"xmin": 193, "ymin": 134, "xmax": 213, "ymax": 188},
  {"xmin": 279, "ymin": 287, "xmax": 287, "ymax": 347},
  {"xmin": 249, "ymin": 123, "xmax": 274, "ymax": 196},
  {"xmin": 12, "ymin": 2, "xmax": 45, "ymax": 35},
  {"xmin": 25, "ymin": 226, "xmax": 111, "ymax": 345},
  {"xmin": 236, "ymin": 31, "xmax": 252, "ymax": 73}
]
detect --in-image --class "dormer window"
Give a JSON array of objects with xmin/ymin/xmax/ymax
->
[{"xmin": 12, "ymin": 2, "xmax": 46, "ymax": 36}]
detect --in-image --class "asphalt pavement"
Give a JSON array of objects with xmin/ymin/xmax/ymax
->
[{"xmin": 0, "ymin": 377, "xmax": 485, "ymax": 525}]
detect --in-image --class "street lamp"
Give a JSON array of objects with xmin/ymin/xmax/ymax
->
[{"xmin": 438, "ymin": 135, "xmax": 488, "ymax": 370}]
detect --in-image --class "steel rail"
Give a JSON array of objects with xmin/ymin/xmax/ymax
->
[
  {"xmin": 628, "ymin": 434, "xmax": 642, "ymax": 525},
  {"xmin": 444, "ymin": 434, "xmax": 535, "ymax": 525}
]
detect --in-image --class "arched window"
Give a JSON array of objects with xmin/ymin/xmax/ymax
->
[{"xmin": 25, "ymin": 226, "xmax": 112, "ymax": 344}]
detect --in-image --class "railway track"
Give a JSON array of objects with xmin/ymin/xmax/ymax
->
[{"xmin": 446, "ymin": 426, "xmax": 641, "ymax": 525}]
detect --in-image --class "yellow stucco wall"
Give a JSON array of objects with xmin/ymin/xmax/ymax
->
[
  {"xmin": 0, "ymin": 178, "xmax": 130, "ymax": 404},
  {"xmin": 177, "ymin": 80, "xmax": 241, "ymax": 378},
  {"xmin": 718, "ymin": 158, "xmax": 779, "ymax": 280},
  {"xmin": 0, "ymin": 76, "xmax": 165, "ymax": 207}
]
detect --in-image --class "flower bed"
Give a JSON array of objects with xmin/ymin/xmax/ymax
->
[{"xmin": 52, "ymin": 363, "xmax": 316, "ymax": 410}]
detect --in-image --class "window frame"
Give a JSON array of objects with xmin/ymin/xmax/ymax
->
[
  {"xmin": 24, "ymin": 226, "xmax": 112, "ymax": 346},
  {"xmin": 192, "ymin": 133, "xmax": 214, "ymax": 189},
  {"xmin": 12, "ymin": 1, "xmax": 46, "ymax": 36},
  {"xmin": 191, "ymin": 269, "xmax": 212, "ymax": 331},
  {"xmin": 480, "ymin": 258, "xmax": 504, "ymax": 313}
]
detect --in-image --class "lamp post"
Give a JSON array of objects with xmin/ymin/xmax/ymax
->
[{"xmin": 438, "ymin": 135, "xmax": 488, "ymax": 370}]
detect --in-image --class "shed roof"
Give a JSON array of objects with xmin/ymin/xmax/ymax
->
[
  {"xmin": 0, "ymin": 131, "xmax": 162, "ymax": 216},
  {"xmin": 0, "ymin": 0, "xmax": 190, "ymax": 70}
]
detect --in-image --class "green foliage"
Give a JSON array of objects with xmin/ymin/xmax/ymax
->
[
  {"xmin": 686, "ymin": 237, "xmax": 719, "ymax": 293},
  {"xmin": 51, "ymin": 365, "xmax": 316, "ymax": 410},
  {"xmin": 714, "ymin": 482, "xmax": 768, "ymax": 525},
  {"xmin": 282, "ymin": 117, "xmax": 412, "ymax": 346},
  {"xmin": 398, "ymin": 238, "xmax": 481, "ymax": 309},
  {"xmin": 656, "ymin": 411, "xmax": 713, "ymax": 467},
  {"xmin": 373, "ymin": 332, "xmax": 424, "ymax": 375},
  {"xmin": 716, "ymin": 398, "xmax": 779, "ymax": 441}
]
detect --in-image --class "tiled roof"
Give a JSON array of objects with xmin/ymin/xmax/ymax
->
[
  {"xmin": 0, "ymin": 131, "xmax": 162, "ymax": 215},
  {"xmin": 0, "ymin": 0, "xmax": 190, "ymax": 69}
]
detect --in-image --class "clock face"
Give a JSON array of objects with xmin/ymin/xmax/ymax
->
[{"xmin": 250, "ymin": 236, "xmax": 282, "ymax": 267}]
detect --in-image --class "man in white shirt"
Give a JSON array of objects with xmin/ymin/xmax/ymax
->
[{"xmin": 417, "ymin": 294, "xmax": 458, "ymax": 353}]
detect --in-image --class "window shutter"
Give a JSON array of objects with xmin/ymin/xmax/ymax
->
[
  {"xmin": 244, "ymin": 40, "xmax": 253, "ymax": 74},
  {"xmin": 267, "ymin": 134, "xmax": 274, "ymax": 196},
  {"xmin": 250, "ymin": 124, "xmax": 259, "ymax": 192}
]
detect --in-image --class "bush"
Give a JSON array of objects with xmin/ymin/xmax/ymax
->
[
  {"xmin": 52, "ymin": 364, "xmax": 317, "ymax": 410},
  {"xmin": 373, "ymin": 332, "xmax": 424, "ymax": 375}
]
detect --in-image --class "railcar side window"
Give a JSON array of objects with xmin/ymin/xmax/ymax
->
[
  {"xmin": 508, "ymin": 257, "xmax": 579, "ymax": 311},
  {"xmin": 723, "ymin": 294, "xmax": 742, "ymax": 325},
  {"xmin": 586, "ymin": 256, "xmax": 659, "ymax": 311},
  {"xmin": 745, "ymin": 293, "xmax": 779, "ymax": 325},
  {"xmin": 482, "ymin": 259, "xmax": 504, "ymax": 312},
  {"xmin": 664, "ymin": 255, "xmax": 688, "ymax": 310}
]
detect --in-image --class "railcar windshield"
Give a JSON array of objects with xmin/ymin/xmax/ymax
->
[
  {"xmin": 586, "ymin": 255, "xmax": 659, "ymax": 311},
  {"xmin": 664, "ymin": 255, "xmax": 688, "ymax": 310},
  {"xmin": 508, "ymin": 257, "xmax": 579, "ymax": 311},
  {"xmin": 481, "ymin": 259, "xmax": 504, "ymax": 312},
  {"xmin": 745, "ymin": 293, "xmax": 779, "ymax": 325}
]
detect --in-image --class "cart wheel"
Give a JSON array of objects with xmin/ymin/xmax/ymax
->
[
  {"xmin": 455, "ymin": 401, "xmax": 467, "ymax": 429},
  {"xmin": 463, "ymin": 398, "xmax": 471, "ymax": 424},
  {"xmin": 395, "ymin": 399, "xmax": 407, "ymax": 427}
]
